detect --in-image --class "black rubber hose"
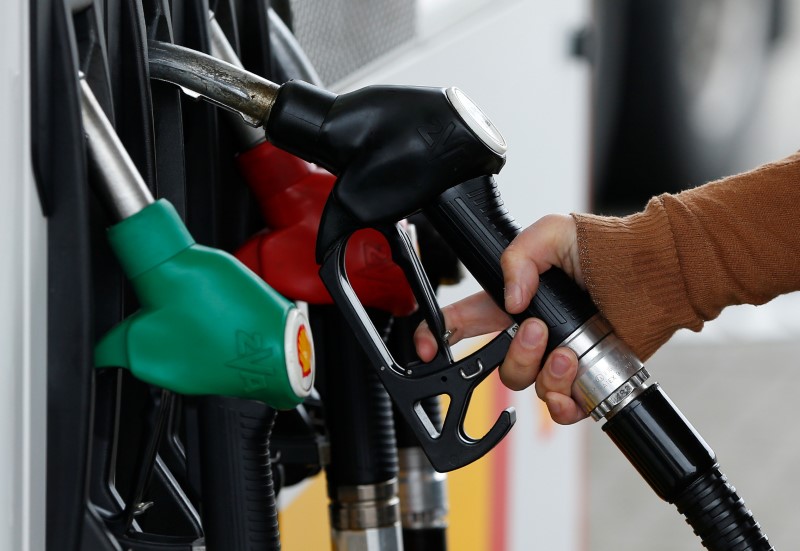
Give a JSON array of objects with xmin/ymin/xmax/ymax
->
[
  {"xmin": 676, "ymin": 470, "xmax": 772, "ymax": 550},
  {"xmin": 198, "ymin": 397, "xmax": 280, "ymax": 551},
  {"xmin": 310, "ymin": 305, "xmax": 398, "ymax": 490}
]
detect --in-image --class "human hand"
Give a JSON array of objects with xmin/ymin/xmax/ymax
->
[{"xmin": 414, "ymin": 214, "xmax": 588, "ymax": 425}]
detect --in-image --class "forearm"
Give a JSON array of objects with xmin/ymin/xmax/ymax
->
[{"xmin": 573, "ymin": 151, "xmax": 800, "ymax": 359}]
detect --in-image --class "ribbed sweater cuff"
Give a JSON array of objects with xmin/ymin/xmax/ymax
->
[{"xmin": 572, "ymin": 199, "xmax": 703, "ymax": 360}]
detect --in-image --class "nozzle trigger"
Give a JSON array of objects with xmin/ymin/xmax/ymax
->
[{"xmin": 318, "ymin": 221, "xmax": 516, "ymax": 472}]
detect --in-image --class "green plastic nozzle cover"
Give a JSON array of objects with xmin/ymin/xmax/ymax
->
[{"xmin": 94, "ymin": 199, "xmax": 314, "ymax": 410}]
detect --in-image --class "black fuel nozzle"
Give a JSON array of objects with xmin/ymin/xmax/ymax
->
[
  {"xmin": 264, "ymin": 81, "xmax": 517, "ymax": 473},
  {"xmin": 264, "ymin": 82, "xmax": 774, "ymax": 549},
  {"xmin": 145, "ymin": 49, "xmax": 772, "ymax": 548}
]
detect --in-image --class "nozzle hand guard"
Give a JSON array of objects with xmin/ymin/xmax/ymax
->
[{"xmin": 320, "ymin": 222, "xmax": 515, "ymax": 471}]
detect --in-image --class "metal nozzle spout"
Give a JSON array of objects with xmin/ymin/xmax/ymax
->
[
  {"xmin": 207, "ymin": 12, "xmax": 269, "ymax": 149},
  {"xmin": 147, "ymin": 40, "xmax": 280, "ymax": 128},
  {"xmin": 79, "ymin": 78, "xmax": 154, "ymax": 221}
]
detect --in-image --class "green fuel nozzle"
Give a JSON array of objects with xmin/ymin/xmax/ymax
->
[
  {"xmin": 93, "ymin": 201, "xmax": 314, "ymax": 409},
  {"xmin": 80, "ymin": 78, "xmax": 314, "ymax": 409}
]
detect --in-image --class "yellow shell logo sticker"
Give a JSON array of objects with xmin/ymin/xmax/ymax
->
[{"xmin": 297, "ymin": 325, "xmax": 312, "ymax": 378}]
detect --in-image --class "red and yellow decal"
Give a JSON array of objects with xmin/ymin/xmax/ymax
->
[{"xmin": 297, "ymin": 325, "xmax": 313, "ymax": 378}]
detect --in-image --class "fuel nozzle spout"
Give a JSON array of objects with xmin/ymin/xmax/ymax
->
[
  {"xmin": 80, "ymin": 77, "xmax": 153, "ymax": 221},
  {"xmin": 147, "ymin": 40, "xmax": 280, "ymax": 128}
]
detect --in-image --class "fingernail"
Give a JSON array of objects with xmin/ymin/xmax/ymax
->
[
  {"xmin": 547, "ymin": 397, "xmax": 561, "ymax": 416},
  {"xmin": 550, "ymin": 354, "xmax": 571, "ymax": 377},
  {"xmin": 520, "ymin": 321, "xmax": 543, "ymax": 348},
  {"xmin": 505, "ymin": 283, "xmax": 522, "ymax": 309}
]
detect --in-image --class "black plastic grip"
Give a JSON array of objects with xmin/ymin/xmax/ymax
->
[
  {"xmin": 198, "ymin": 397, "xmax": 281, "ymax": 551},
  {"xmin": 423, "ymin": 175, "xmax": 597, "ymax": 352},
  {"xmin": 604, "ymin": 385, "xmax": 773, "ymax": 550}
]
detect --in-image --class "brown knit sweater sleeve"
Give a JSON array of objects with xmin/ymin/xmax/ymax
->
[{"xmin": 572, "ymin": 151, "xmax": 800, "ymax": 360}]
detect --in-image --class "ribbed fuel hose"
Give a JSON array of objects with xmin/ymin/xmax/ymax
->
[
  {"xmin": 198, "ymin": 397, "xmax": 281, "ymax": 550},
  {"xmin": 310, "ymin": 305, "xmax": 402, "ymax": 548},
  {"xmin": 676, "ymin": 470, "xmax": 771, "ymax": 550}
]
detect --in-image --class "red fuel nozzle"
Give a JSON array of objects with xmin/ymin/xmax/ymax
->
[{"xmin": 235, "ymin": 141, "xmax": 416, "ymax": 316}]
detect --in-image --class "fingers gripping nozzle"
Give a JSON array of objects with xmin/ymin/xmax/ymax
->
[{"xmin": 80, "ymin": 79, "xmax": 314, "ymax": 410}]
